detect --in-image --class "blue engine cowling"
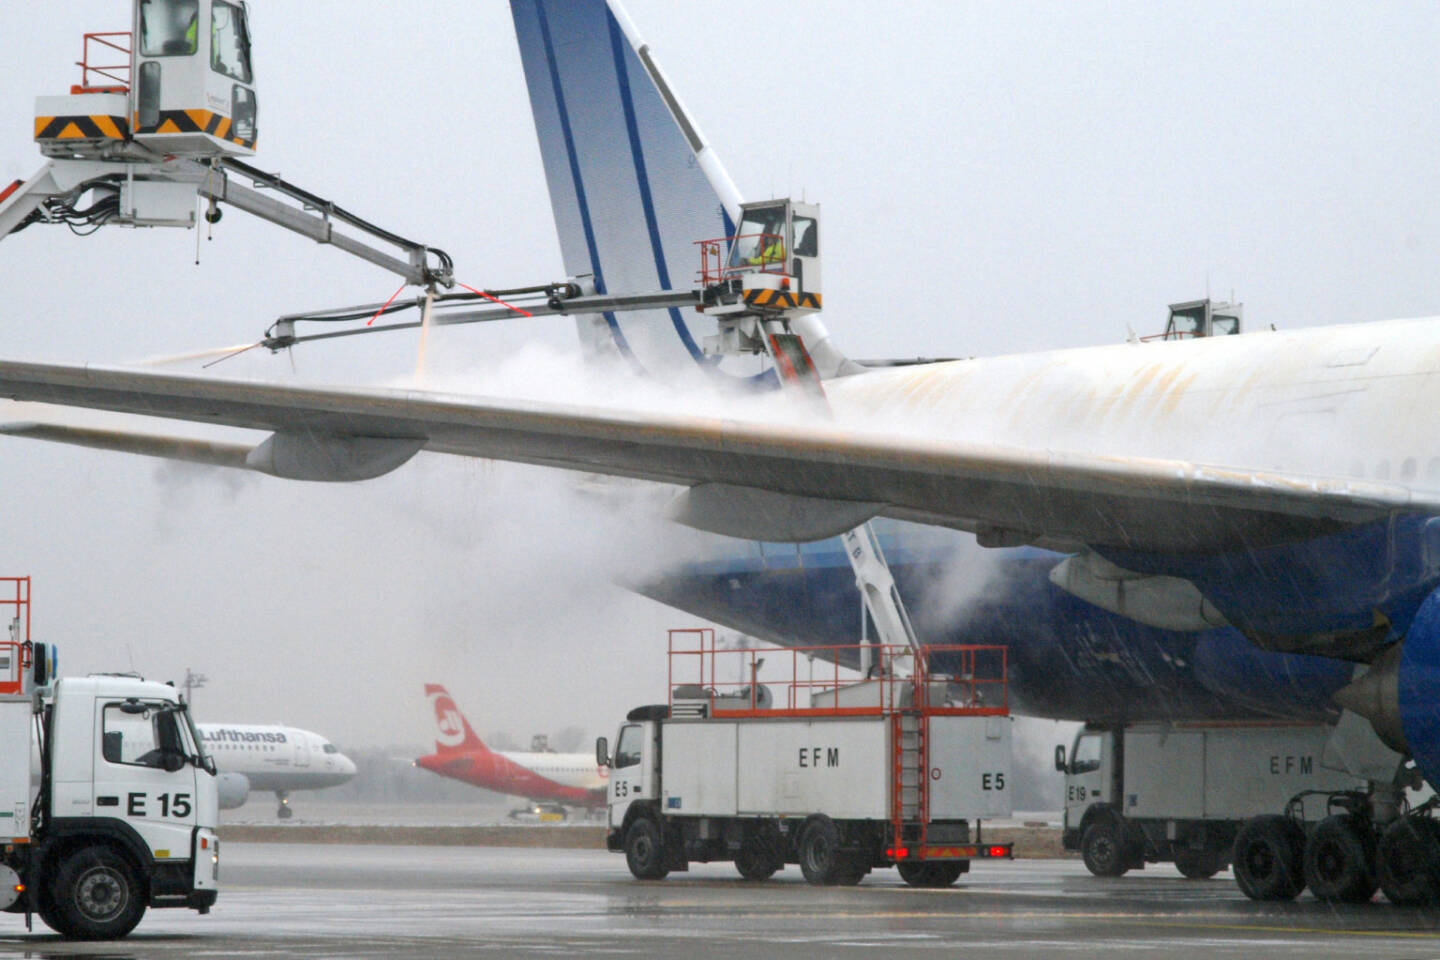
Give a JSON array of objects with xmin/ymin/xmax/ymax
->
[{"xmin": 1401, "ymin": 588, "xmax": 1440, "ymax": 789}]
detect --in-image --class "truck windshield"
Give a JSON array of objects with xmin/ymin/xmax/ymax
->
[
  {"xmin": 178, "ymin": 702, "xmax": 211, "ymax": 768},
  {"xmin": 1070, "ymin": 733, "xmax": 1102, "ymax": 774},
  {"xmin": 614, "ymin": 724, "xmax": 643, "ymax": 769}
]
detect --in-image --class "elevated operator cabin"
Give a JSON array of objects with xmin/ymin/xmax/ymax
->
[
  {"xmin": 36, "ymin": 0, "xmax": 257, "ymax": 161},
  {"xmin": 725, "ymin": 199, "xmax": 821, "ymax": 299},
  {"xmin": 1161, "ymin": 298, "xmax": 1243, "ymax": 340}
]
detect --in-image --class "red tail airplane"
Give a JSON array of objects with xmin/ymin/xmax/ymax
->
[{"xmin": 414, "ymin": 684, "xmax": 606, "ymax": 809}]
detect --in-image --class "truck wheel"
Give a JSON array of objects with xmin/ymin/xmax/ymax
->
[
  {"xmin": 34, "ymin": 888, "xmax": 64, "ymax": 936},
  {"xmin": 1304, "ymin": 814, "xmax": 1378, "ymax": 903},
  {"xmin": 1174, "ymin": 847, "xmax": 1222, "ymax": 880},
  {"xmin": 734, "ymin": 829, "xmax": 783, "ymax": 881},
  {"xmin": 1378, "ymin": 818, "xmax": 1440, "ymax": 906},
  {"xmin": 624, "ymin": 816, "xmax": 669, "ymax": 880},
  {"xmin": 798, "ymin": 816, "xmax": 845, "ymax": 885},
  {"xmin": 49, "ymin": 845, "xmax": 146, "ymax": 940},
  {"xmin": 899, "ymin": 861, "xmax": 965, "ymax": 887},
  {"xmin": 832, "ymin": 858, "xmax": 868, "ymax": 886},
  {"xmin": 1234, "ymin": 815, "xmax": 1305, "ymax": 901},
  {"xmin": 1080, "ymin": 819, "xmax": 1130, "ymax": 877}
]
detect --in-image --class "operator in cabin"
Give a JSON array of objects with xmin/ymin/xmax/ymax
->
[{"xmin": 141, "ymin": 0, "xmax": 199, "ymax": 56}]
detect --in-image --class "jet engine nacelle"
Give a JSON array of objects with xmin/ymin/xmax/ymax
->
[
  {"xmin": 1334, "ymin": 587, "xmax": 1440, "ymax": 790},
  {"xmin": 216, "ymin": 771, "xmax": 251, "ymax": 810}
]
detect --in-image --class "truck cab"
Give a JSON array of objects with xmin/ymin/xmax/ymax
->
[
  {"xmin": 13, "ymin": 673, "xmax": 220, "ymax": 939},
  {"xmin": 0, "ymin": 580, "xmax": 220, "ymax": 941},
  {"xmin": 603, "ymin": 709, "xmax": 663, "ymax": 833}
]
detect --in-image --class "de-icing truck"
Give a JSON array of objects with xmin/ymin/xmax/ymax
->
[
  {"xmin": 597, "ymin": 630, "xmax": 1014, "ymax": 886},
  {"xmin": 0, "ymin": 579, "xmax": 219, "ymax": 939}
]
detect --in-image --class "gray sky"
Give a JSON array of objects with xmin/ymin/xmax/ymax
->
[{"xmin": 0, "ymin": 1, "xmax": 1436, "ymax": 751}]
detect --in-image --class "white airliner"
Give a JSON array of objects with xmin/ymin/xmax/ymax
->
[
  {"xmin": 2, "ymin": 0, "xmax": 1440, "ymax": 903},
  {"xmin": 196, "ymin": 722, "xmax": 357, "ymax": 819}
]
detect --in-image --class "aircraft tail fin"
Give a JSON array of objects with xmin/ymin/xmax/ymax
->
[
  {"xmin": 508, "ymin": 0, "xmax": 743, "ymax": 378},
  {"xmin": 423, "ymin": 684, "xmax": 491, "ymax": 757}
]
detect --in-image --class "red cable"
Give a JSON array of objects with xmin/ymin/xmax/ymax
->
[
  {"xmin": 367, "ymin": 283, "xmax": 407, "ymax": 326},
  {"xmin": 456, "ymin": 282, "xmax": 534, "ymax": 318}
]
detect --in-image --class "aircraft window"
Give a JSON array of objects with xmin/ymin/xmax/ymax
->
[
  {"xmin": 614, "ymin": 724, "xmax": 643, "ymax": 769},
  {"xmin": 1211, "ymin": 315, "xmax": 1239, "ymax": 336},
  {"xmin": 210, "ymin": 1, "xmax": 254, "ymax": 83},
  {"xmin": 323, "ymin": 744, "xmax": 338, "ymax": 754},
  {"xmin": 1070, "ymin": 733, "xmax": 1102, "ymax": 775},
  {"xmin": 103, "ymin": 703, "xmax": 184, "ymax": 769},
  {"xmin": 139, "ymin": 0, "xmax": 199, "ymax": 57},
  {"xmin": 794, "ymin": 217, "xmax": 818, "ymax": 257}
]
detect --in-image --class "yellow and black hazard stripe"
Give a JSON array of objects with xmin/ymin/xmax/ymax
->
[
  {"xmin": 134, "ymin": 109, "xmax": 255, "ymax": 150},
  {"xmin": 743, "ymin": 288, "xmax": 822, "ymax": 310},
  {"xmin": 34, "ymin": 114, "xmax": 129, "ymax": 141}
]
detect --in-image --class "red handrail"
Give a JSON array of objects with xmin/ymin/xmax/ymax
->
[
  {"xmin": 696, "ymin": 233, "xmax": 788, "ymax": 287},
  {"xmin": 74, "ymin": 32, "xmax": 132, "ymax": 94},
  {"xmin": 666, "ymin": 629, "xmax": 1008, "ymax": 719}
]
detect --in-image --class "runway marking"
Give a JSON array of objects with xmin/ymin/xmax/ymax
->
[
  {"xmin": 617, "ymin": 904, "xmax": 1440, "ymax": 940},
  {"xmin": 1131, "ymin": 919, "xmax": 1440, "ymax": 941}
]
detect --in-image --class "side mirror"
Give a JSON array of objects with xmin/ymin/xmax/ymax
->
[
  {"xmin": 119, "ymin": 699, "xmax": 148, "ymax": 715},
  {"xmin": 162, "ymin": 751, "xmax": 186, "ymax": 773},
  {"xmin": 1054, "ymin": 744, "xmax": 1067, "ymax": 773},
  {"xmin": 595, "ymin": 736, "xmax": 609, "ymax": 768}
]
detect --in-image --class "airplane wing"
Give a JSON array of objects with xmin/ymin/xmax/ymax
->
[{"xmin": 0, "ymin": 358, "xmax": 1423, "ymax": 554}]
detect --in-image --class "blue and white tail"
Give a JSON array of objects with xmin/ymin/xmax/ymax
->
[{"xmin": 509, "ymin": 0, "xmax": 746, "ymax": 380}]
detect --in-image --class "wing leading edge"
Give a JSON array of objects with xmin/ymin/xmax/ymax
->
[{"xmin": 0, "ymin": 358, "xmax": 1423, "ymax": 553}]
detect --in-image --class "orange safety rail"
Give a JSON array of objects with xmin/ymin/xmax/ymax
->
[
  {"xmin": 74, "ymin": 32, "xmax": 132, "ymax": 94},
  {"xmin": 666, "ymin": 628, "xmax": 1008, "ymax": 720},
  {"xmin": 696, "ymin": 234, "xmax": 789, "ymax": 287},
  {"xmin": 0, "ymin": 578, "xmax": 32, "ymax": 696},
  {"xmin": 1138, "ymin": 328, "xmax": 1198, "ymax": 342}
]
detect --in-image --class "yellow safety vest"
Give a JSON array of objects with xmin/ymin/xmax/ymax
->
[{"xmin": 747, "ymin": 239, "xmax": 785, "ymax": 266}]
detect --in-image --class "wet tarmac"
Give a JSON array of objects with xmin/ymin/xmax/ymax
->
[{"xmin": 2, "ymin": 844, "xmax": 1438, "ymax": 959}]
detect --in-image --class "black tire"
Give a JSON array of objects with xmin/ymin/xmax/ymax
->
[
  {"xmin": 1081, "ymin": 818, "xmax": 1130, "ymax": 877},
  {"xmin": 1379, "ymin": 818, "xmax": 1440, "ymax": 906},
  {"xmin": 277, "ymin": 806, "xmax": 293, "ymax": 821},
  {"xmin": 1174, "ymin": 847, "xmax": 1223, "ymax": 880},
  {"xmin": 897, "ymin": 861, "xmax": 964, "ymax": 887},
  {"xmin": 929, "ymin": 861, "xmax": 965, "ymax": 886},
  {"xmin": 624, "ymin": 816, "xmax": 669, "ymax": 880},
  {"xmin": 798, "ymin": 816, "xmax": 845, "ymax": 885},
  {"xmin": 832, "ymin": 858, "xmax": 868, "ymax": 886},
  {"xmin": 48, "ymin": 845, "xmax": 146, "ymax": 940},
  {"xmin": 1234, "ymin": 815, "xmax": 1306, "ymax": 901},
  {"xmin": 34, "ymin": 887, "xmax": 64, "ymax": 936},
  {"xmin": 734, "ymin": 827, "xmax": 783, "ymax": 881},
  {"xmin": 1304, "ymin": 814, "xmax": 1378, "ymax": 903},
  {"xmin": 897, "ymin": 862, "xmax": 933, "ymax": 886}
]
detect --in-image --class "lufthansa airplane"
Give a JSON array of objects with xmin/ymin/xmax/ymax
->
[
  {"xmin": 1, "ymin": 0, "xmax": 1439, "ymax": 897},
  {"xmin": 197, "ymin": 722, "xmax": 357, "ymax": 819},
  {"xmin": 414, "ymin": 685, "xmax": 605, "ymax": 815}
]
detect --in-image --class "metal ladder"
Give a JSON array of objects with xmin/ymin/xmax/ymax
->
[{"xmin": 892, "ymin": 711, "xmax": 929, "ymax": 847}]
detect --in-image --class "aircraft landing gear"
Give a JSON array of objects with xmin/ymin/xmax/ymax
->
[
  {"xmin": 1236, "ymin": 788, "xmax": 1440, "ymax": 905},
  {"xmin": 276, "ymin": 791, "xmax": 293, "ymax": 820}
]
